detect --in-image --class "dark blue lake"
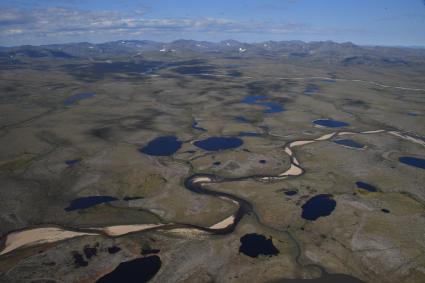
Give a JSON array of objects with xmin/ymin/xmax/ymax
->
[
  {"xmin": 313, "ymin": 119, "xmax": 349, "ymax": 128},
  {"xmin": 301, "ymin": 194, "xmax": 336, "ymax": 221},
  {"xmin": 242, "ymin": 95, "xmax": 284, "ymax": 113},
  {"xmin": 334, "ymin": 139, "xmax": 364, "ymax": 149},
  {"xmin": 356, "ymin": 181, "xmax": 378, "ymax": 192},
  {"xmin": 64, "ymin": 92, "xmax": 95, "ymax": 106},
  {"xmin": 399, "ymin": 156, "xmax": 425, "ymax": 169},
  {"xmin": 284, "ymin": 190, "xmax": 298, "ymax": 196},
  {"xmin": 239, "ymin": 233, "xmax": 279, "ymax": 258},
  {"xmin": 96, "ymin": 256, "xmax": 161, "ymax": 283},
  {"xmin": 139, "ymin": 136, "xmax": 182, "ymax": 156},
  {"xmin": 194, "ymin": 137, "xmax": 243, "ymax": 151},
  {"xmin": 192, "ymin": 121, "xmax": 207, "ymax": 132},
  {"xmin": 65, "ymin": 159, "xmax": 81, "ymax": 166},
  {"xmin": 65, "ymin": 196, "xmax": 118, "ymax": 211}
]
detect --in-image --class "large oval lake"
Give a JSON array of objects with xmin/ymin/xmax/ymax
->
[
  {"xmin": 139, "ymin": 136, "xmax": 182, "ymax": 156},
  {"xmin": 194, "ymin": 137, "xmax": 243, "ymax": 151},
  {"xmin": 301, "ymin": 194, "xmax": 336, "ymax": 221},
  {"xmin": 399, "ymin": 156, "xmax": 425, "ymax": 169},
  {"xmin": 96, "ymin": 255, "xmax": 161, "ymax": 283},
  {"xmin": 239, "ymin": 233, "xmax": 279, "ymax": 258}
]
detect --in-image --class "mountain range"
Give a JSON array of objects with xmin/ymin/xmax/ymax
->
[{"xmin": 1, "ymin": 40, "xmax": 425, "ymax": 67}]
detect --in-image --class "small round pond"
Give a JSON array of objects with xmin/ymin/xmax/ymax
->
[
  {"xmin": 313, "ymin": 119, "xmax": 349, "ymax": 128},
  {"xmin": 334, "ymin": 139, "xmax": 364, "ymax": 149},
  {"xmin": 356, "ymin": 181, "xmax": 378, "ymax": 192},
  {"xmin": 65, "ymin": 196, "xmax": 118, "ymax": 211}
]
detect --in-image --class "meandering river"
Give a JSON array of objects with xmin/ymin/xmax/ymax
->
[{"xmin": 1, "ymin": 128, "xmax": 423, "ymax": 257}]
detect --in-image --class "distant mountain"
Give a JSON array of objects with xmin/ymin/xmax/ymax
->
[
  {"xmin": 5, "ymin": 45, "xmax": 76, "ymax": 58},
  {"xmin": 1, "ymin": 40, "xmax": 424, "ymax": 66}
]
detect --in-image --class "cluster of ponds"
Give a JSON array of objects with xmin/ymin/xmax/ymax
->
[
  {"xmin": 33, "ymin": 112, "xmax": 425, "ymax": 282},
  {"xmin": 138, "ymin": 135, "xmax": 245, "ymax": 156},
  {"xmin": 3, "ymin": 68, "xmax": 424, "ymax": 283},
  {"xmin": 64, "ymin": 123, "xmax": 424, "ymax": 220}
]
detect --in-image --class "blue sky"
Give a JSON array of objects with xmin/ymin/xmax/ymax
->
[{"xmin": 0, "ymin": 0, "xmax": 424, "ymax": 46}]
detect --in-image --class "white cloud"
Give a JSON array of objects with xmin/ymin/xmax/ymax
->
[
  {"xmin": 3, "ymin": 28, "xmax": 24, "ymax": 35},
  {"xmin": 0, "ymin": 7, "xmax": 356, "ymax": 45}
]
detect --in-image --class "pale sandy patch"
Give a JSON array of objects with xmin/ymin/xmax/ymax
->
[
  {"xmin": 164, "ymin": 228, "xmax": 207, "ymax": 237},
  {"xmin": 219, "ymin": 196, "xmax": 239, "ymax": 205},
  {"xmin": 0, "ymin": 228, "xmax": 97, "ymax": 255},
  {"xmin": 0, "ymin": 224, "xmax": 165, "ymax": 255},
  {"xmin": 192, "ymin": 176, "xmax": 212, "ymax": 183},
  {"xmin": 338, "ymin": 131, "xmax": 356, "ymax": 136},
  {"xmin": 279, "ymin": 164, "xmax": 303, "ymax": 177},
  {"xmin": 361, "ymin": 129, "xmax": 385, "ymax": 134},
  {"xmin": 315, "ymin": 132, "xmax": 336, "ymax": 141},
  {"xmin": 209, "ymin": 215, "xmax": 235, "ymax": 229},
  {"xmin": 284, "ymin": 147, "xmax": 293, "ymax": 156},
  {"xmin": 388, "ymin": 131, "xmax": 425, "ymax": 147},
  {"xmin": 290, "ymin": 140, "xmax": 316, "ymax": 147},
  {"xmin": 260, "ymin": 176, "xmax": 287, "ymax": 181},
  {"xmin": 94, "ymin": 224, "xmax": 164, "ymax": 236}
]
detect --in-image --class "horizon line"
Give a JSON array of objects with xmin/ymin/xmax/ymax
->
[{"xmin": 2, "ymin": 38, "xmax": 425, "ymax": 49}]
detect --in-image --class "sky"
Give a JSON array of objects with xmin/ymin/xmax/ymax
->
[{"xmin": 0, "ymin": 0, "xmax": 424, "ymax": 46}]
